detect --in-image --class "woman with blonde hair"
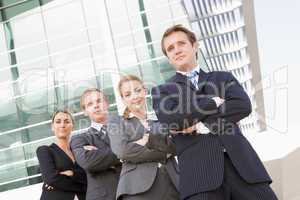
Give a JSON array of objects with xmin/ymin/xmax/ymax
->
[{"xmin": 107, "ymin": 75, "xmax": 179, "ymax": 200}]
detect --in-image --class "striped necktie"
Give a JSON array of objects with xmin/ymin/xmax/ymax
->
[
  {"xmin": 187, "ymin": 71, "xmax": 199, "ymax": 89},
  {"xmin": 100, "ymin": 125, "xmax": 110, "ymax": 144},
  {"xmin": 100, "ymin": 125, "xmax": 107, "ymax": 135}
]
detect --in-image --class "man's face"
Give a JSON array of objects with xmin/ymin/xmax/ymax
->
[
  {"xmin": 163, "ymin": 31, "xmax": 198, "ymax": 72},
  {"xmin": 83, "ymin": 91, "xmax": 109, "ymax": 123}
]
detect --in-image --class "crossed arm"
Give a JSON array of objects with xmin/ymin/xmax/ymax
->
[
  {"xmin": 36, "ymin": 146, "xmax": 86, "ymax": 192},
  {"xmin": 152, "ymin": 72, "xmax": 251, "ymax": 134},
  {"xmin": 107, "ymin": 116, "xmax": 168, "ymax": 164},
  {"xmin": 70, "ymin": 134, "xmax": 120, "ymax": 174}
]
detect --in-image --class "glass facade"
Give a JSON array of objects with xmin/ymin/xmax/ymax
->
[
  {"xmin": 182, "ymin": 0, "xmax": 266, "ymax": 132},
  {"xmin": 0, "ymin": 0, "xmax": 193, "ymax": 192},
  {"xmin": 0, "ymin": 0, "xmax": 265, "ymax": 192}
]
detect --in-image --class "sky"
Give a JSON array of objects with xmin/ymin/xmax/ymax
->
[{"xmin": 247, "ymin": 0, "xmax": 300, "ymax": 160}]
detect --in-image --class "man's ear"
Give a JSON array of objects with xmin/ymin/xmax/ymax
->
[{"xmin": 193, "ymin": 41, "xmax": 199, "ymax": 50}]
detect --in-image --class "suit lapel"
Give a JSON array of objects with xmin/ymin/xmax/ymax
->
[
  {"xmin": 125, "ymin": 118, "xmax": 146, "ymax": 140},
  {"xmin": 50, "ymin": 143, "xmax": 74, "ymax": 165},
  {"xmin": 88, "ymin": 127, "xmax": 110, "ymax": 146},
  {"xmin": 173, "ymin": 72, "xmax": 197, "ymax": 91},
  {"xmin": 173, "ymin": 69, "xmax": 209, "ymax": 92},
  {"xmin": 197, "ymin": 69, "xmax": 209, "ymax": 93},
  {"xmin": 102, "ymin": 133, "xmax": 111, "ymax": 146}
]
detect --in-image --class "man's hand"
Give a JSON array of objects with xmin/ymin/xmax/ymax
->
[
  {"xmin": 59, "ymin": 170, "xmax": 74, "ymax": 177},
  {"xmin": 212, "ymin": 97, "xmax": 225, "ymax": 107},
  {"xmin": 170, "ymin": 122, "xmax": 210, "ymax": 135},
  {"xmin": 134, "ymin": 134, "xmax": 149, "ymax": 146},
  {"xmin": 170, "ymin": 124, "xmax": 197, "ymax": 135},
  {"xmin": 168, "ymin": 97, "xmax": 224, "ymax": 136},
  {"xmin": 83, "ymin": 145, "xmax": 98, "ymax": 151},
  {"xmin": 181, "ymin": 125, "xmax": 197, "ymax": 135}
]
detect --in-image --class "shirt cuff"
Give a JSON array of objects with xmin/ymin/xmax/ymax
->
[{"xmin": 195, "ymin": 122, "xmax": 210, "ymax": 134}]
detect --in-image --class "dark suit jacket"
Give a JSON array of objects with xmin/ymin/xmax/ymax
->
[
  {"xmin": 70, "ymin": 127, "xmax": 121, "ymax": 200},
  {"xmin": 36, "ymin": 143, "xmax": 87, "ymax": 200},
  {"xmin": 151, "ymin": 69, "xmax": 272, "ymax": 199},
  {"xmin": 107, "ymin": 115, "xmax": 179, "ymax": 199}
]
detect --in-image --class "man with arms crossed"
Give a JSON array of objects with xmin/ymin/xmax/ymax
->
[
  {"xmin": 151, "ymin": 25, "xmax": 277, "ymax": 200},
  {"xmin": 71, "ymin": 89, "xmax": 121, "ymax": 200}
]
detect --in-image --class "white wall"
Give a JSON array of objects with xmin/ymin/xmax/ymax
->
[{"xmin": 0, "ymin": 183, "xmax": 42, "ymax": 200}]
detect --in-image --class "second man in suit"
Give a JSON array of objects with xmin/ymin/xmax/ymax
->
[{"xmin": 70, "ymin": 89, "xmax": 122, "ymax": 200}]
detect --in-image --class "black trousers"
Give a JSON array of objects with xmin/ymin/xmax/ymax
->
[{"xmin": 187, "ymin": 153, "xmax": 278, "ymax": 200}]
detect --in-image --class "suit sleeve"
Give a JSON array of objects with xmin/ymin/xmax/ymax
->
[
  {"xmin": 70, "ymin": 134, "xmax": 120, "ymax": 174},
  {"xmin": 107, "ymin": 115, "xmax": 167, "ymax": 164},
  {"xmin": 151, "ymin": 84, "xmax": 218, "ymax": 130},
  {"xmin": 71, "ymin": 164, "xmax": 87, "ymax": 185},
  {"xmin": 146, "ymin": 122, "xmax": 176, "ymax": 154},
  {"xmin": 36, "ymin": 146, "xmax": 86, "ymax": 192},
  {"xmin": 202, "ymin": 72, "xmax": 252, "ymax": 134}
]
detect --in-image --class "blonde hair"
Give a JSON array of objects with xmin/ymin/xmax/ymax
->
[{"xmin": 117, "ymin": 75, "xmax": 144, "ymax": 119}]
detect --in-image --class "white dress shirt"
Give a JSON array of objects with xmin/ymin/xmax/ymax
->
[{"xmin": 91, "ymin": 121, "xmax": 106, "ymax": 135}]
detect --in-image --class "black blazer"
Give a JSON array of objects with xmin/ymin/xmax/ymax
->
[
  {"xmin": 36, "ymin": 143, "xmax": 87, "ymax": 200},
  {"xmin": 151, "ymin": 69, "xmax": 272, "ymax": 199}
]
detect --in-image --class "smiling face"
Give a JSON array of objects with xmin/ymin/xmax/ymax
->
[
  {"xmin": 51, "ymin": 112, "xmax": 74, "ymax": 140},
  {"xmin": 163, "ymin": 31, "xmax": 199, "ymax": 72},
  {"xmin": 82, "ymin": 91, "xmax": 109, "ymax": 123},
  {"xmin": 120, "ymin": 80, "xmax": 147, "ymax": 113}
]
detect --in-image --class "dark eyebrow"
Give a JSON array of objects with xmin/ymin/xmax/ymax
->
[{"xmin": 166, "ymin": 44, "xmax": 174, "ymax": 51}]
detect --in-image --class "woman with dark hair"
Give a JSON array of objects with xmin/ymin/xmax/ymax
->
[
  {"xmin": 107, "ymin": 75, "xmax": 179, "ymax": 200},
  {"xmin": 36, "ymin": 110, "xmax": 87, "ymax": 200}
]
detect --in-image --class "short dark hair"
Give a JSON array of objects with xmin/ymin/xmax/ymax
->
[
  {"xmin": 161, "ymin": 24, "xmax": 198, "ymax": 57},
  {"xmin": 51, "ymin": 109, "xmax": 74, "ymax": 124}
]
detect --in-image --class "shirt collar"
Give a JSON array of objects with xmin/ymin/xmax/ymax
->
[
  {"xmin": 90, "ymin": 121, "xmax": 104, "ymax": 132},
  {"xmin": 128, "ymin": 112, "xmax": 158, "ymax": 121},
  {"xmin": 176, "ymin": 65, "xmax": 201, "ymax": 76}
]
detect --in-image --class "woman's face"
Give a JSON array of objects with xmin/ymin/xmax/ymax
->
[
  {"xmin": 120, "ymin": 80, "xmax": 147, "ymax": 112},
  {"xmin": 51, "ymin": 112, "xmax": 74, "ymax": 139}
]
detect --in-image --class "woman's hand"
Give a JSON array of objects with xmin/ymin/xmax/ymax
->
[
  {"xmin": 44, "ymin": 183, "xmax": 54, "ymax": 190},
  {"xmin": 59, "ymin": 170, "xmax": 74, "ymax": 177},
  {"xmin": 134, "ymin": 134, "xmax": 149, "ymax": 146},
  {"xmin": 83, "ymin": 145, "xmax": 98, "ymax": 151}
]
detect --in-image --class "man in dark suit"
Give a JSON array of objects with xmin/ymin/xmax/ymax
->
[
  {"xmin": 151, "ymin": 24, "xmax": 278, "ymax": 200},
  {"xmin": 70, "ymin": 89, "xmax": 121, "ymax": 200}
]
